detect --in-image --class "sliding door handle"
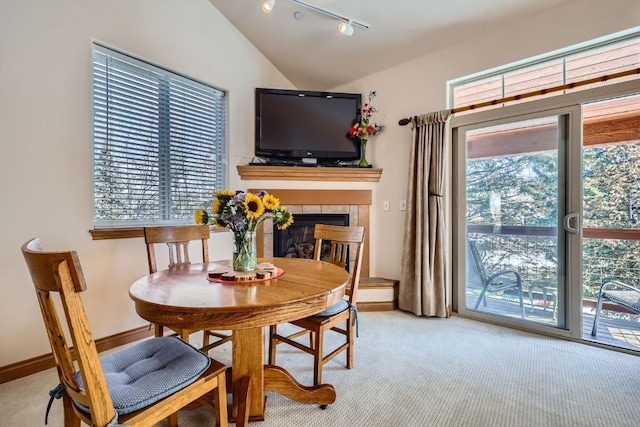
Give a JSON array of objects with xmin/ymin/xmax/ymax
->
[{"xmin": 564, "ymin": 212, "xmax": 579, "ymax": 234}]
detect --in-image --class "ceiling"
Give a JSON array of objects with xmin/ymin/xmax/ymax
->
[{"xmin": 208, "ymin": 0, "xmax": 572, "ymax": 90}]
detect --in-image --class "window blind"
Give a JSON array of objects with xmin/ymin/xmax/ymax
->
[{"xmin": 92, "ymin": 44, "xmax": 226, "ymax": 227}]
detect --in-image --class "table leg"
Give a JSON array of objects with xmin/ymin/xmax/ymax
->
[
  {"xmin": 231, "ymin": 328, "xmax": 337, "ymax": 425},
  {"xmin": 529, "ymin": 283, "xmax": 558, "ymax": 321},
  {"xmin": 264, "ymin": 365, "xmax": 336, "ymax": 406},
  {"xmin": 232, "ymin": 328, "xmax": 265, "ymax": 421}
]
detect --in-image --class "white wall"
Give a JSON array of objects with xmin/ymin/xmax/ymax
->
[
  {"xmin": 0, "ymin": 0, "xmax": 293, "ymax": 366},
  {"xmin": 1, "ymin": 0, "xmax": 639, "ymax": 367}
]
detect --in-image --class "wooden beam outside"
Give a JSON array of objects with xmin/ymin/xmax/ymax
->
[
  {"xmin": 583, "ymin": 113, "xmax": 640, "ymax": 146},
  {"xmin": 467, "ymin": 112, "xmax": 640, "ymax": 160}
]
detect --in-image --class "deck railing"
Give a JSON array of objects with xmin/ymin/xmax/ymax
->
[{"xmin": 467, "ymin": 225, "xmax": 640, "ymax": 300}]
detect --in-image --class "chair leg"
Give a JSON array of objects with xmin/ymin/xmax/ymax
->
[
  {"xmin": 346, "ymin": 315, "xmax": 354, "ymax": 369},
  {"xmin": 214, "ymin": 371, "xmax": 229, "ymax": 427},
  {"xmin": 202, "ymin": 331, "xmax": 210, "ymax": 351},
  {"xmin": 528, "ymin": 286, "xmax": 536, "ymax": 312},
  {"xmin": 313, "ymin": 329, "xmax": 324, "ymax": 386},
  {"xmin": 309, "ymin": 331, "xmax": 316, "ymax": 350},
  {"xmin": 268, "ymin": 325, "xmax": 277, "ymax": 365},
  {"xmin": 154, "ymin": 323, "xmax": 164, "ymax": 337},
  {"xmin": 235, "ymin": 376, "xmax": 250, "ymax": 427},
  {"xmin": 591, "ymin": 294, "xmax": 605, "ymax": 336},
  {"xmin": 517, "ymin": 287, "xmax": 525, "ymax": 319},
  {"xmin": 168, "ymin": 412, "xmax": 178, "ymax": 427},
  {"xmin": 62, "ymin": 393, "xmax": 80, "ymax": 427},
  {"xmin": 474, "ymin": 287, "xmax": 488, "ymax": 310}
]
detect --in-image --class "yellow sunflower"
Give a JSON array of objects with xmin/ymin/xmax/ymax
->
[
  {"xmin": 262, "ymin": 194, "xmax": 280, "ymax": 211},
  {"xmin": 214, "ymin": 190, "xmax": 236, "ymax": 198},
  {"xmin": 244, "ymin": 192, "xmax": 265, "ymax": 219},
  {"xmin": 212, "ymin": 199, "xmax": 221, "ymax": 214},
  {"xmin": 194, "ymin": 209, "xmax": 209, "ymax": 225},
  {"xmin": 275, "ymin": 207, "xmax": 294, "ymax": 230}
]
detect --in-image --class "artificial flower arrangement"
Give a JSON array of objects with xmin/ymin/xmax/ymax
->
[
  {"xmin": 347, "ymin": 91, "xmax": 384, "ymax": 167},
  {"xmin": 348, "ymin": 91, "xmax": 384, "ymax": 142},
  {"xmin": 195, "ymin": 190, "xmax": 294, "ymax": 271}
]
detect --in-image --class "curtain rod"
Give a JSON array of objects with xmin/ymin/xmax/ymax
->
[{"xmin": 397, "ymin": 67, "xmax": 640, "ymax": 126}]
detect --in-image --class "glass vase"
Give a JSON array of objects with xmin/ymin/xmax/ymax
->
[
  {"xmin": 232, "ymin": 230, "xmax": 257, "ymax": 271},
  {"xmin": 358, "ymin": 138, "xmax": 369, "ymax": 167}
]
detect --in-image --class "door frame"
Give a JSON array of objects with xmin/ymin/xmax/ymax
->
[{"xmin": 449, "ymin": 79, "xmax": 640, "ymax": 341}]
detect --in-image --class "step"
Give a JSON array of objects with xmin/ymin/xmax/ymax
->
[{"xmin": 348, "ymin": 277, "xmax": 399, "ymax": 312}]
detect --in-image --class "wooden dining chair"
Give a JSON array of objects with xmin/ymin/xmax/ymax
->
[
  {"xmin": 21, "ymin": 238, "xmax": 228, "ymax": 427},
  {"xmin": 144, "ymin": 225, "xmax": 232, "ymax": 352},
  {"xmin": 268, "ymin": 224, "xmax": 365, "ymax": 386}
]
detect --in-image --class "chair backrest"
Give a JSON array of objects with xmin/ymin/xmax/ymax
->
[
  {"xmin": 313, "ymin": 224, "xmax": 365, "ymax": 305},
  {"xmin": 467, "ymin": 239, "xmax": 488, "ymax": 286},
  {"xmin": 144, "ymin": 225, "xmax": 210, "ymax": 273},
  {"xmin": 21, "ymin": 238, "xmax": 117, "ymax": 426}
]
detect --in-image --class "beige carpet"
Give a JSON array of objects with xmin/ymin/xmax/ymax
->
[{"xmin": 1, "ymin": 311, "xmax": 639, "ymax": 426}]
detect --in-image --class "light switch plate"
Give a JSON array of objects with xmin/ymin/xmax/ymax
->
[{"xmin": 383, "ymin": 200, "xmax": 390, "ymax": 211}]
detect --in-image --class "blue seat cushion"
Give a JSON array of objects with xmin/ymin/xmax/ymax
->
[
  {"xmin": 314, "ymin": 299, "xmax": 350, "ymax": 316},
  {"xmin": 74, "ymin": 336, "xmax": 210, "ymax": 415}
]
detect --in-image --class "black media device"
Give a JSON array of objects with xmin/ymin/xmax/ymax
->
[{"xmin": 255, "ymin": 88, "xmax": 361, "ymax": 166}]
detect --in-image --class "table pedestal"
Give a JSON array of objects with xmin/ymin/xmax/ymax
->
[{"xmin": 229, "ymin": 328, "xmax": 336, "ymax": 426}]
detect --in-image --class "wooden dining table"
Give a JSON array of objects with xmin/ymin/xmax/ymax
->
[{"xmin": 129, "ymin": 257, "xmax": 350, "ymax": 426}]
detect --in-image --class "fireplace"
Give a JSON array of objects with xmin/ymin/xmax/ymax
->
[
  {"xmin": 273, "ymin": 214, "xmax": 350, "ymax": 264},
  {"xmin": 251, "ymin": 189, "xmax": 372, "ymax": 278}
]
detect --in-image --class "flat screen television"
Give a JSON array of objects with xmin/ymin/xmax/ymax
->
[{"xmin": 255, "ymin": 88, "xmax": 361, "ymax": 165}]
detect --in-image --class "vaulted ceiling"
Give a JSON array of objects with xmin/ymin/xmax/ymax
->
[{"xmin": 208, "ymin": 0, "xmax": 572, "ymax": 90}]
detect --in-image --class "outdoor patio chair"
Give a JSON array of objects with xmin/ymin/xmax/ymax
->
[
  {"xmin": 591, "ymin": 280, "xmax": 640, "ymax": 336},
  {"xmin": 467, "ymin": 239, "xmax": 525, "ymax": 319}
]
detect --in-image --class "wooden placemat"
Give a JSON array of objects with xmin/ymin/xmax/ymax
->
[{"xmin": 207, "ymin": 267, "xmax": 284, "ymax": 284}]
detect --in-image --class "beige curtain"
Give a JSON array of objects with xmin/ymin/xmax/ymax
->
[{"xmin": 399, "ymin": 110, "xmax": 452, "ymax": 318}]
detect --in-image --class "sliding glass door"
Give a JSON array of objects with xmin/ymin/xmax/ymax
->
[
  {"xmin": 581, "ymin": 93, "xmax": 640, "ymax": 351},
  {"xmin": 454, "ymin": 109, "xmax": 581, "ymax": 334},
  {"xmin": 452, "ymin": 80, "xmax": 640, "ymax": 344}
]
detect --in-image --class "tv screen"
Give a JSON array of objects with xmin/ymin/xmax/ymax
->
[{"xmin": 255, "ymin": 88, "xmax": 361, "ymax": 165}]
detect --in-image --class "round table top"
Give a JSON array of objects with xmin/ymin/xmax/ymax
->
[{"xmin": 129, "ymin": 257, "xmax": 350, "ymax": 330}]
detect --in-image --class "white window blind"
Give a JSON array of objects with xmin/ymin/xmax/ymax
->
[{"xmin": 92, "ymin": 44, "xmax": 226, "ymax": 228}]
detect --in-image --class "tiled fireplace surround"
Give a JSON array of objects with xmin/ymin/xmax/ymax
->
[{"xmin": 250, "ymin": 189, "xmax": 371, "ymax": 278}]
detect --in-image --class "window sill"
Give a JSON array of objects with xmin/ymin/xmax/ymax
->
[{"xmin": 90, "ymin": 225, "xmax": 227, "ymax": 240}]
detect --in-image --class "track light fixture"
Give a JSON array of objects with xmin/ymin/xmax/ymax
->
[
  {"xmin": 261, "ymin": 0, "xmax": 275, "ymax": 14},
  {"xmin": 260, "ymin": 0, "xmax": 369, "ymax": 35},
  {"xmin": 338, "ymin": 20, "xmax": 354, "ymax": 37}
]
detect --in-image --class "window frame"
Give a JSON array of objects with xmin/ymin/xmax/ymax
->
[
  {"xmin": 91, "ymin": 43, "xmax": 228, "ymax": 239},
  {"xmin": 447, "ymin": 26, "xmax": 640, "ymax": 112}
]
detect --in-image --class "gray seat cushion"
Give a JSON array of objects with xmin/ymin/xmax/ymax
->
[
  {"xmin": 603, "ymin": 290, "xmax": 640, "ymax": 313},
  {"xmin": 314, "ymin": 299, "xmax": 350, "ymax": 317},
  {"xmin": 75, "ymin": 336, "xmax": 210, "ymax": 415}
]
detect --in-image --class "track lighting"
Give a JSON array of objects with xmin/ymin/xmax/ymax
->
[
  {"xmin": 338, "ymin": 20, "xmax": 354, "ymax": 37},
  {"xmin": 261, "ymin": 0, "xmax": 275, "ymax": 14},
  {"xmin": 260, "ymin": 0, "xmax": 369, "ymax": 35}
]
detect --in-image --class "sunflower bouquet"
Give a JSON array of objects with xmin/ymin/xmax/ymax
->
[{"xmin": 195, "ymin": 190, "xmax": 294, "ymax": 271}]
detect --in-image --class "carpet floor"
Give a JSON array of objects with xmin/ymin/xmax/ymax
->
[{"xmin": 1, "ymin": 311, "xmax": 639, "ymax": 426}]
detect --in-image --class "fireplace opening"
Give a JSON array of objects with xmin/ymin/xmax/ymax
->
[{"xmin": 273, "ymin": 213, "xmax": 349, "ymax": 267}]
